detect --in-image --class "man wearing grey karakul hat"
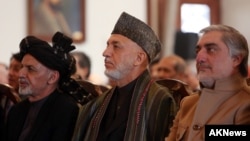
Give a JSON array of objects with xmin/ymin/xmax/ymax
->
[{"xmin": 72, "ymin": 11, "xmax": 177, "ymax": 141}]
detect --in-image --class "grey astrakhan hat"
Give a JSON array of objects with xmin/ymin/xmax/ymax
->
[{"xmin": 111, "ymin": 12, "xmax": 161, "ymax": 62}]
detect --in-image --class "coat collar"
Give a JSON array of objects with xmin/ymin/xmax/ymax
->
[{"xmin": 201, "ymin": 74, "xmax": 247, "ymax": 92}]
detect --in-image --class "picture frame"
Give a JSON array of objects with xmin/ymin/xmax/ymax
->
[{"xmin": 27, "ymin": 0, "xmax": 85, "ymax": 43}]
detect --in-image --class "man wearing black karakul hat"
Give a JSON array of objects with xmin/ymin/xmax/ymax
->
[
  {"xmin": 4, "ymin": 32, "xmax": 95, "ymax": 141},
  {"xmin": 72, "ymin": 12, "xmax": 177, "ymax": 141}
]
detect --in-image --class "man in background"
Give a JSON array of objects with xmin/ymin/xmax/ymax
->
[
  {"xmin": 70, "ymin": 51, "xmax": 91, "ymax": 81},
  {"xmin": 8, "ymin": 52, "xmax": 22, "ymax": 95},
  {"xmin": 157, "ymin": 54, "xmax": 187, "ymax": 81},
  {"xmin": 157, "ymin": 54, "xmax": 200, "ymax": 92}
]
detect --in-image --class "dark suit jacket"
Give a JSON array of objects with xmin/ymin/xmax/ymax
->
[{"xmin": 4, "ymin": 90, "xmax": 79, "ymax": 141}]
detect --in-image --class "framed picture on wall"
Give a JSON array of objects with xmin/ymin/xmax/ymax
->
[{"xmin": 27, "ymin": 0, "xmax": 85, "ymax": 43}]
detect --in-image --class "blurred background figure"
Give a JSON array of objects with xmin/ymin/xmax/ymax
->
[
  {"xmin": 148, "ymin": 57, "xmax": 160, "ymax": 79},
  {"xmin": 70, "ymin": 51, "xmax": 91, "ymax": 81},
  {"xmin": 0, "ymin": 63, "xmax": 8, "ymax": 84},
  {"xmin": 0, "ymin": 53, "xmax": 23, "ymax": 125},
  {"xmin": 1, "ymin": 52, "xmax": 23, "ymax": 117},
  {"xmin": 157, "ymin": 54, "xmax": 187, "ymax": 81},
  {"xmin": 8, "ymin": 52, "xmax": 22, "ymax": 95},
  {"xmin": 157, "ymin": 54, "xmax": 200, "ymax": 92},
  {"xmin": 0, "ymin": 58, "xmax": 21, "ymax": 140},
  {"xmin": 183, "ymin": 60, "xmax": 200, "ymax": 92}
]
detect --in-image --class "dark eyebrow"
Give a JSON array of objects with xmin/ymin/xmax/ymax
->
[
  {"xmin": 204, "ymin": 43, "xmax": 218, "ymax": 47},
  {"xmin": 108, "ymin": 41, "xmax": 121, "ymax": 47},
  {"xmin": 23, "ymin": 63, "xmax": 37, "ymax": 69},
  {"xmin": 107, "ymin": 40, "xmax": 119, "ymax": 45},
  {"xmin": 196, "ymin": 42, "xmax": 217, "ymax": 48}
]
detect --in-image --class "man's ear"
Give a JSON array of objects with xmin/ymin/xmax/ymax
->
[
  {"xmin": 134, "ymin": 51, "xmax": 147, "ymax": 66},
  {"xmin": 232, "ymin": 55, "xmax": 243, "ymax": 67},
  {"xmin": 48, "ymin": 70, "xmax": 60, "ymax": 84}
]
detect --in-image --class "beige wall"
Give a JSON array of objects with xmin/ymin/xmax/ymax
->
[
  {"xmin": 0, "ymin": 0, "xmax": 249, "ymax": 85},
  {"xmin": 0, "ymin": 0, "xmax": 146, "ymax": 84}
]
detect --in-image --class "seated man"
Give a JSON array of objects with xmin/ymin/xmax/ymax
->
[
  {"xmin": 166, "ymin": 25, "xmax": 250, "ymax": 141},
  {"xmin": 4, "ymin": 32, "xmax": 93, "ymax": 141},
  {"xmin": 71, "ymin": 12, "xmax": 177, "ymax": 141}
]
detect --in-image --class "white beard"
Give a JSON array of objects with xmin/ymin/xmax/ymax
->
[{"xmin": 19, "ymin": 86, "xmax": 33, "ymax": 96}]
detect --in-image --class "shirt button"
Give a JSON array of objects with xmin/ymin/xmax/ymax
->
[{"xmin": 193, "ymin": 124, "xmax": 202, "ymax": 130}]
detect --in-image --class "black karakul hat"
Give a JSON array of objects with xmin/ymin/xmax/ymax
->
[
  {"xmin": 19, "ymin": 32, "xmax": 76, "ymax": 79},
  {"xmin": 111, "ymin": 12, "xmax": 161, "ymax": 62}
]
